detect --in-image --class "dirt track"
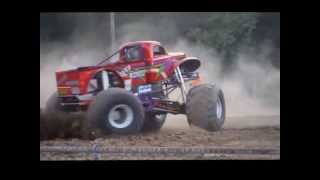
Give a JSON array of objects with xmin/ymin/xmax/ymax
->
[{"xmin": 40, "ymin": 115, "xmax": 280, "ymax": 160}]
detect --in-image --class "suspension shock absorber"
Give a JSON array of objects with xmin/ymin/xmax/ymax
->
[{"xmin": 175, "ymin": 66, "xmax": 187, "ymax": 103}]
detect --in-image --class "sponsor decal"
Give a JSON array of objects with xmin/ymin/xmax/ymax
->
[
  {"xmin": 138, "ymin": 84, "xmax": 152, "ymax": 94},
  {"xmin": 130, "ymin": 70, "xmax": 146, "ymax": 78}
]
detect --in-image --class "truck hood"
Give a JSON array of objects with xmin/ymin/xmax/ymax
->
[{"xmin": 168, "ymin": 52, "xmax": 186, "ymax": 61}]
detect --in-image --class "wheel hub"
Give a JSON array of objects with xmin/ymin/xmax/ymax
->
[{"xmin": 108, "ymin": 104, "xmax": 134, "ymax": 129}]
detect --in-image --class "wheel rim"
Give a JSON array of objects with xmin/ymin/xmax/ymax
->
[
  {"xmin": 216, "ymin": 97, "xmax": 223, "ymax": 119},
  {"xmin": 108, "ymin": 104, "xmax": 134, "ymax": 129}
]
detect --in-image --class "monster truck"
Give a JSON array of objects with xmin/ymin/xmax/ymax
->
[{"xmin": 45, "ymin": 41, "xmax": 226, "ymax": 134}]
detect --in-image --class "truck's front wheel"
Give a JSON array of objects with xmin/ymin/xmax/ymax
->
[{"xmin": 186, "ymin": 84, "xmax": 226, "ymax": 131}]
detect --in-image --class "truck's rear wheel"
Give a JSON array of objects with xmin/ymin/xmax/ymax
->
[
  {"xmin": 186, "ymin": 84, "xmax": 226, "ymax": 131},
  {"xmin": 87, "ymin": 88, "xmax": 145, "ymax": 135},
  {"xmin": 142, "ymin": 113, "xmax": 167, "ymax": 132}
]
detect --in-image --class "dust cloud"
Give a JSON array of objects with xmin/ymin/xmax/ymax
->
[{"xmin": 163, "ymin": 39, "xmax": 280, "ymax": 129}]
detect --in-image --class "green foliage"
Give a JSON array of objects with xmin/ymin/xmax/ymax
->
[
  {"xmin": 183, "ymin": 12, "xmax": 279, "ymax": 70},
  {"xmin": 186, "ymin": 13, "xmax": 259, "ymax": 52}
]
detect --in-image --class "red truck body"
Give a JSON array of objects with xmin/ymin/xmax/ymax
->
[{"xmin": 54, "ymin": 41, "xmax": 200, "ymax": 112}]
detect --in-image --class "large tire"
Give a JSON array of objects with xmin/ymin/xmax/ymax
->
[
  {"xmin": 186, "ymin": 84, "xmax": 226, "ymax": 131},
  {"xmin": 142, "ymin": 113, "xmax": 167, "ymax": 132},
  {"xmin": 87, "ymin": 88, "xmax": 145, "ymax": 135}
]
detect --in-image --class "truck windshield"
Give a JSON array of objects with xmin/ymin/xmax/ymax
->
[{"xmin": 153, "ymin": 45, "xmax": 166, "ymax": 57}]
